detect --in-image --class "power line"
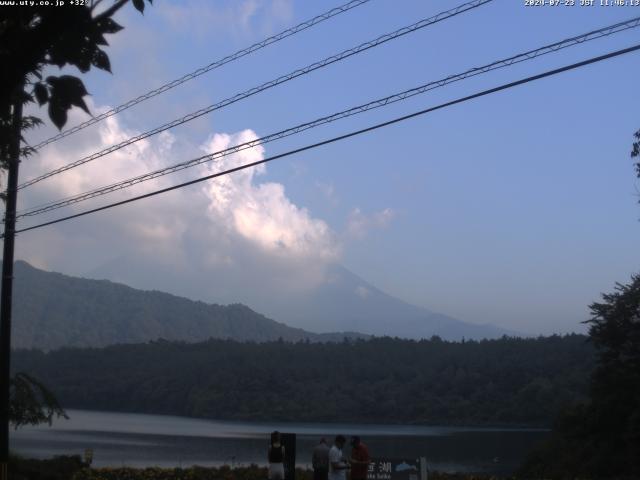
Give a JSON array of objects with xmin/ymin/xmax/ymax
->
[
  {"xmin": 10, "ymin": 43, "xmax": 640, "ymax": 237},
  {"xmin": 18, "ymin": 0, "xmax": 493, "ymax": 190},
  {"xmin": 16, "ymin": 15, "xmax": 640, "ymax": 219},
  {"xmin": 31, "ymin": 0, "xmax": 373, "ymax": 151}
]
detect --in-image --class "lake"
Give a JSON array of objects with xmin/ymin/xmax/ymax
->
[{"xmin": 10, "ymin": 409, "xmax": 549, "ymax": 474}]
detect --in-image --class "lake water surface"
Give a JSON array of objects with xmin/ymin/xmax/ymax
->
[{"xmin": 11, "ymin": 409, "xmax": 549, "ymax": 474}]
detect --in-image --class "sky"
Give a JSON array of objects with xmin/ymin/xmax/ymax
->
[{"xmin": 10, "ymin": 0, "xmax": 640, "ymax": 335}]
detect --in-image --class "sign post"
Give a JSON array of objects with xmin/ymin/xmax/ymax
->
[
  {"xmin": 419, "ymin": 457, "xmax": 427, "ymax": 480},
  {"xmin": 367, "ymin": 457, "xmax": 424, "ymax": 480},
  {"xmin": 281, "ymin": 432, "xmax": 296, "ymax": 480}
]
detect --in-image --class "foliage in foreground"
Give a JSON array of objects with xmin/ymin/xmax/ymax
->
[
  {"xmin": 73, "ymin": 467, "xmax": 506, "ymax": 480},
  {"xmin": 9, "ymin": 456, "xmax": 510, "ymax": 480},
  {"xmin": 1, "ymin": 0, "xmax": 153, "ymax": 184},
  {"xmin": 9, "ymin": 372, "xmax": 66, "ymax": 429},
  {"xmin": 74, "ymin": 465, "xmax": 310, "ymax": 480},
  {"xmin": 519, "ymin": 275, "xmax": 640, "ymax": 479},
  {"xmin": 8, "ymin": 454, "xmax": 85, "ymax": 480}
]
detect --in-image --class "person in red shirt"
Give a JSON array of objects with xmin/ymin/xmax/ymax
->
[{"xmin": 349, "ymin": 436, "xmax": 370, "ymax": 480}]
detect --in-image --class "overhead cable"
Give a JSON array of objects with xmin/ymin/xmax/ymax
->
[
  {"xmin": 11, "ymin": 43, "xmax": 640, "ymax": 236},
  {"xmin": 19, "ymin": 0, "xmax": 493, "ymax": 190},
  {"xmin": 16, "ymin": 16, "xmax": 640, "ymax": 219},
  {"xmin": 31, "ymin": 0, "xmax": 373, "ymax": 150}
]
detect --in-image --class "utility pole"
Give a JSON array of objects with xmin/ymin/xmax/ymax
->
[{"xmin": 0, "ymin": 84, "xmax": 23, "ymax": 480}]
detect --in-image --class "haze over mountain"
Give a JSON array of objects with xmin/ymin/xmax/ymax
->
[
  {"xmin": 10, "ymin": 258, "xmax": 514, "ymax": 351},
  {"xmin": 10, "ymin": 261, "xmax": 364, "ymax": 351},
  {"xmin": 85, "ymin": 255, "xmax": 514, "ymax": 340}
]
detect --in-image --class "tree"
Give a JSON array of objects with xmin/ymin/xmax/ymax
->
[
  {"xmin": 9, "ymin": 373, "xmax": 66, "ymax": 429},
  {"xmin": 520, "ymin": 276, "xmax": 640, "ymax": 479},
  {"xmin": 0, "ymin": 1, "xmax": 152, "ymax": 477},
  {"xmin": 584, "ymin": 275, "xmax": 640, "ymax": 477},
  {"xmin": 519, "ymin": 130, "xmax": 640, "ymax": 478},
  {"xmin": 1, "ymin": 0, "xmax": 153, "ymax": 146}
]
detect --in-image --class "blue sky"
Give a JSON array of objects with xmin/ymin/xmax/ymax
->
[{"xmin": 16, "ymin": 0, "xmax": 640, "ymax": 335}]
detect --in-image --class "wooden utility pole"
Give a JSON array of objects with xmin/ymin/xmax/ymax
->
[{"xmin": 0, "ymin": 85, "xmax": 23, "ymax": 480}]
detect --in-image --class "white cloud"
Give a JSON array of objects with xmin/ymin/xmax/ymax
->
[
  {"xmin": 346, "ymin": 207, "xmax": 396, "ymax": 239},
  {"xmin": 200, "ymin": 131, "xmax": 339, "ymax": 261},
  {"xmin": 355, "ymin": 285, "xmax": 370, "ymax": 299},
  {"xmin": 316, "ymin": 181, "xmax": 338, "ymax": 206},
  {"xmin": 17, "ymin": 102, "xmax": 338, "ymax": 292},
  {"xmin": 158, "ymin": 0, "xmax": 293, "ymax": 41},
  {"xmin": 239, "ymin": 0, "xmax": 260, "ymax": 30}
]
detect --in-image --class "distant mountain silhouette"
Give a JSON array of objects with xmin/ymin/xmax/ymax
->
[
  {"xmin": 85, "ymin": 256, "xmax": 515, "ymax": 340},
  {"xmin": 255, "ymin": 264, "xmax": 515, "ymax": 340},
  {"xmin": 9, "ymin": 261, "xmax": 365, "ymax": 350}
]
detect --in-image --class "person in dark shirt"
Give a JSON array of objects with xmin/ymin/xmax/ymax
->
[
  {"xmin": 268, "ymin": 430, "xmax": 285, "ymax": 480},
  {"xmin": 349, "ymin": 436, "xmax": 370, "ymax": 480},
  {"xmin": 312, "ymin": 437, "xmax": 330, "ymax": 480}
]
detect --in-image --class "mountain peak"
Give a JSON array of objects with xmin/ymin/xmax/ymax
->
[
  {"xmin": 245, "ymin": 262, "xmax": 516, "ymax": 340},
  {"xmin": 12, "ymin": 259, "xmax": 516, "ymax": 348}
]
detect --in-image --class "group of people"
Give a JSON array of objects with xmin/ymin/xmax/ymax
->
[
  {"xmin": 267, "ymin": 431, "xmax": 370, "ymax": 480},
  {"xmin": 313, "ymin": 435, "xmax": 370, "ymax": 480}
]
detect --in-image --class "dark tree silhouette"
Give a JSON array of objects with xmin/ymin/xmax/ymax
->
[
  {"xmin": 521, "ymin": 275, "xmax": 640, "ymax": 479},
  {"xmin": 1, "ymin": 0, "xmax": 152, "ymax": 170},
  {"xmin": 0, "ymin": 2, "xmax": 152, "ymax": 475},
  {"xmin": 9, "ymin": 373, "xmax": 67, "ymax": 429},
  {"xmin": 520, "ymin": 132, "xmax": 640, "ymax": 478},
  {"xmin": 583, "ymin": 275, "xmax": 640, "ymax": 477}
]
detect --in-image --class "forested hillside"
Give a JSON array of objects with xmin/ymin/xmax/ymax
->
[
  {"xmin": 13, "ymin": 335, "xmax": 593, "ymax": 426},
  {"xmin": 10, "ymin": 261, "xmax": 363, "ymax": 349}
]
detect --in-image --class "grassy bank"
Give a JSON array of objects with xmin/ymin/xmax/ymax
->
[
  {"xmin": 75, "ymin": 467, "xmax": 505, "ymax": 480},
  {"xmin": 74, "ymin": 465, "xmax": 310, "ymax": 480},
  {"xmin": 8, "ymin": 456, "xmax": 509, "ymax": 480}
]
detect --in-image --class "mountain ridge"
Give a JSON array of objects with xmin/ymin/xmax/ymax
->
[
  {"xmin": 263, "ymin": 263, "xmax": 517, "ymax": 339},
  {"xmin": 9, "ymin": 259, "xmax": 515, "ymax": 351},
  {"xmin": 84, "ymin": 255, "xmax": 516, "ymax": 340},
  {"xmin": 9, "ymin": 260, "xmax": 366, "ymax": 350}
]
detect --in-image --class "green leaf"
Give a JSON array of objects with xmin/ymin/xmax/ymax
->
[
  {"xmin": 92, "ymin": 49, "xmax": 111, "ymax": 73},
  {"xmin": 46, "ymin": 76, "xmax": 91, "ymax": 122},
  {"xmin": 132, "ymin": 0, "xmax": 145, "ymax": 13},
  {"xmin": 21, "ymin": 146, "xmax": 38, "ymax": 158},
  {"xmin": 34, "ymin": 83, "xmax": 49, "ymax": 106},
  {"xmin": 21, "ymin": 116, "xmax": 44, "ymax": 131},
  {"xmin": 71, "ymin": 97, "xmax": 91, "ymax": 116},
  {"xmin": 20, "ymin": 92, "xmax": 34, "ymax": 105},
  {"xmin": 94, "ymin": 33, "xmax": 109, "ymax": 46},
  {"xmin": 10, "ymin": 373, "xmax": 67, "ymax": 429},
  {"xmin": 48, "ymin": 75, "xmax": 89, "ymax": 98},
  {"xmin": 48, "ymin": 99, "xmax": 68, "ymax": 130},
  {"xmin": 75, "ymin": 46, "xmax": 93, "ymax": 73},
  {"xmin": 98, "ymin": 18, "xmax": 124, "ymax": 34}
]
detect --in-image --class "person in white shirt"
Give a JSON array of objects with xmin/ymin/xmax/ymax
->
[{"xmin": 328, "ymin": 435, "xmax": 350, "ymax": 480}]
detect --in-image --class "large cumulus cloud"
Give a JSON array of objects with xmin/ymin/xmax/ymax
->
[{"xmin": 15, "ymin": 103, "xmax": 339, "ymax": 298}]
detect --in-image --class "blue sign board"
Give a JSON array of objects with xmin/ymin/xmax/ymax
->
[{"xmin": 367, "ymin": 458, "xmax": 422, "ymax": 480}]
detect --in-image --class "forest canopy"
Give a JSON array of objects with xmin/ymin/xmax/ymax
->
[{"xmin": 13, "ymin": 334, "xmax": 593, "ymax": 427}]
